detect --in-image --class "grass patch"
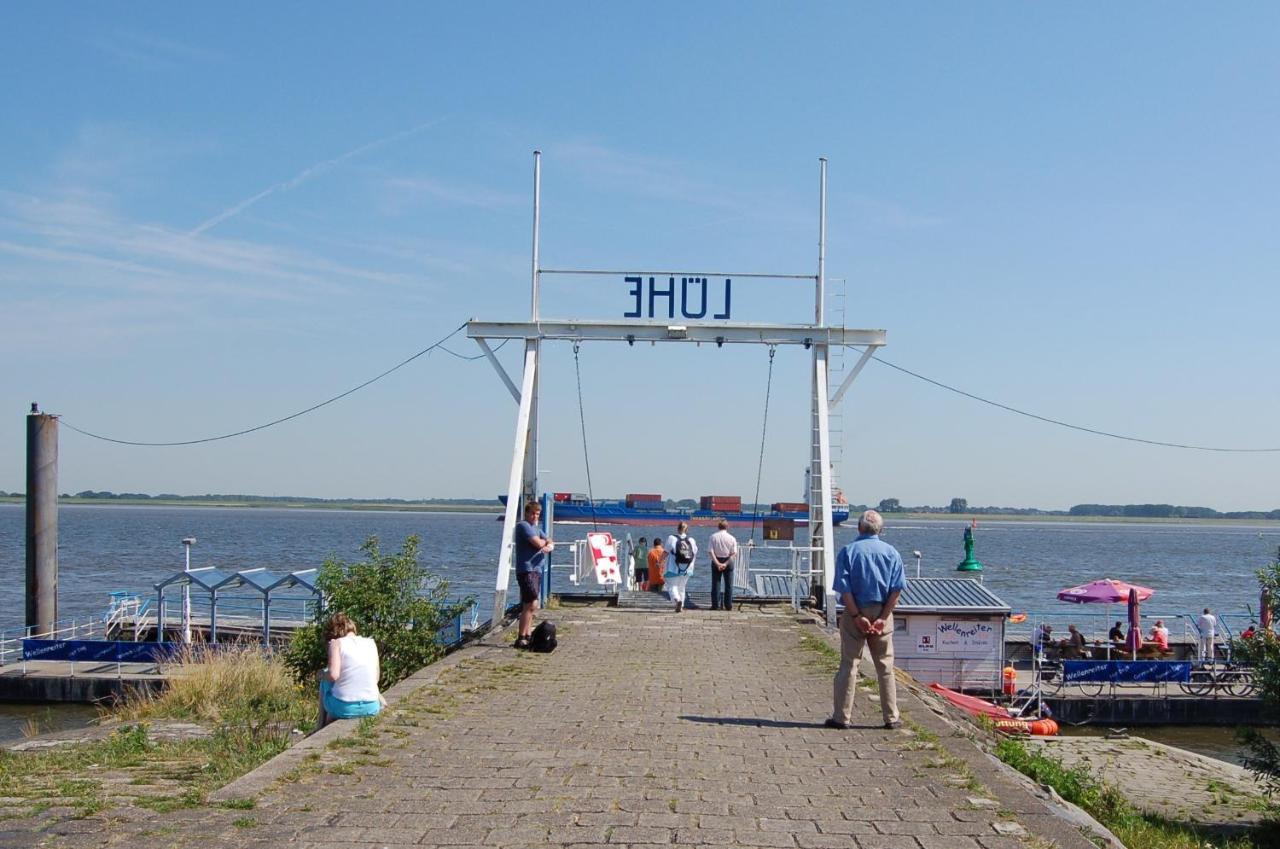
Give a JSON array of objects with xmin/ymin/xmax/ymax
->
[
  {"xmin": 798, "ymin": 633, "xmax": 840, "ymax": 674},
  {"xmin": 116, "ymin": 644, "xmax": 312, "ymax": 728},
  {"xmin": 996, "ymin": 736, "xmax": 1270, "ymax": 849},
  {"xmin": 0, "ymin": 647, "xmax": 314, "ymax": 817}
]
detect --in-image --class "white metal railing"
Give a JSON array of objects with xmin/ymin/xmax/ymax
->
[
  {"xmin": 103, "ymin": 593, "xmax": 151, "ymax": 640},
  {"xmin": 0, "ymin": 617, "xmax": 104, "ymax": 666}
]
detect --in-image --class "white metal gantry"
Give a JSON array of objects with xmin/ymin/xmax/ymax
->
[{"xmin": 471, "ymin": 154, "xmax": 886, "ymax": 626}]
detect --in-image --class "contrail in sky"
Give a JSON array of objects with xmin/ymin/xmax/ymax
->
[{"xmin": 188, "ymin": 121, "xmax": 441, "ymax": 236}]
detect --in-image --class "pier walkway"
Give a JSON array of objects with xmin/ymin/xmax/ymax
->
[{"xmin": 18, "ymin": 606, "xmax": 1094, "ymax": 849}]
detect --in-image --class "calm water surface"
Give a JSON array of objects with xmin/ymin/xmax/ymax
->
[{"xmin": 1, "ymin": 504, "xmax": 1272, "ymax": 627}]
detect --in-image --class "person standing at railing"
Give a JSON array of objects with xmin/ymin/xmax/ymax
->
[
  {"xmin": 708, "ymin": 519, "xmax": 739, "ymax": 612},
  {"xmin": 633, "ymin": 536, "xmax": 650, "ymax": 591},
  {"xmin": 647, "ymin": 538, "xmax": 665, "ymax": 594},
  {"xmin": 514, "ymin": 500, "xmax": 554, "ymax": 650},
  {"xmin": 1196, "ymin": 608, "xmax": 1217, "ymax": 661}
]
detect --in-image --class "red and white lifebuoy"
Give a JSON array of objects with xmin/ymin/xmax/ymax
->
[
  {"xmin": 993, "ymin": 718, "xmax": 1059, "ymax": 736},
  {"xmin": 586, "ymin": 532, "xmax": 621, "ymax": 585}
]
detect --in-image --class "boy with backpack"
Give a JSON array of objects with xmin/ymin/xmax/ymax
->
[{"xmin": 665, "ymin": 521, "xmax": 697, "ymax": 613}]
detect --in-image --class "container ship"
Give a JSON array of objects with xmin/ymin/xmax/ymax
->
[{"xmin": 538, "ymin": 492, "xmax": 850, "ymax": 527}]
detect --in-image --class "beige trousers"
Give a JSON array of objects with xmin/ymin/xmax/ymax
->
[{"xmin": 832, "ymin": 604, "xmax": 899, "ymax": 725}]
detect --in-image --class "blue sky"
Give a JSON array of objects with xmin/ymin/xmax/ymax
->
[{"xmin": 2, "ymin": 3, "xmax": 1278, "ymax": 510}]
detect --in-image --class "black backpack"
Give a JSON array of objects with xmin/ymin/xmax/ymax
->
[
  {"xmin": 528, "ymin": 620, "xmax": 557, "ymax": 653},
  {"xmin": 674, "ymin": 535, "xmax": 695, "ymax": 565}
]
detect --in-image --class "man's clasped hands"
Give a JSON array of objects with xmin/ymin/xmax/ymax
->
[{"xmin": 852, "ymin": 614, "xmax": 889, "ymax": 636}]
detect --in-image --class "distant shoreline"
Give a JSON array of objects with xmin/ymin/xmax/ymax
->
[
  {"xmin": 0, "ymin": 496, "xmax": 496, "ymax": 514},
  {"xmin": 2, "ymin": 497, "xmax": 1278, "ymax": 525}
]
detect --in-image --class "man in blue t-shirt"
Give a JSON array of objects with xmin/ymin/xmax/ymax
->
[
  {"xmin": 514, "ymin": 500, "xmax": 553, "ymax": 649},
  {"xmin": 827, "ymin": 509, "xmax": 906, "ymax": 730}
]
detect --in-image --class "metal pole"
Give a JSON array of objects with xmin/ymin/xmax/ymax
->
[
  {"xmin": 540, "ymin": 492, "xmax": 552, "ymax": 602},
  {"xmin": 528, "ymin": 152, "xmax": 542, "ymax": 505},
  {"xmin": 181, "ymin": 538, "xmax": 195, "ymax": 644},
  {"xmin": 25, "ymin": 403, "xmax": 58, "ymax": 636},
  {"xmin": 531, "ymin": 150, "xmax": 541, "ymax": 321},
  {"xmin": 816, "ymin": 157, "xmax": 827, "ymax": 326}
]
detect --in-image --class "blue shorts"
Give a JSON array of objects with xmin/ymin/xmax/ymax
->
[{"xmin": 320, "ymin": 679, "xmax": 381, "ymax": 719}]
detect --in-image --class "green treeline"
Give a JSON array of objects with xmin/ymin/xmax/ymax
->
[
  {"xmin": 2, "ymin": 491, "xmax": 1278, "ymax": 520},
  {"xmin": 1067, "ymin": 503, "xmax": 1280, "ymax": 520}
]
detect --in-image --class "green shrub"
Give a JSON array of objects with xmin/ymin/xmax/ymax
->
[{"xmin": 282, "ymin": 534, "xmax": 471, "ymax": 690}]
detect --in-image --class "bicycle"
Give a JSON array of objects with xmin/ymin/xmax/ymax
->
[
  {"xmin": 1217, "ymin": 664, "xmax": 1257, "ymax": 698},
  {"xmin": 1179, "ymin": 664, "xmax": 1221, "ymax": 696}
]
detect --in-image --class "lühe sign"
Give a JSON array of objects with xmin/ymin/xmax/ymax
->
[{"xmin": 623, "ymin": 276, "xmax": 732, "ymax": 320}]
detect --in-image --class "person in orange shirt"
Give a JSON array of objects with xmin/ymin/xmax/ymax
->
[{"xmin": 646, "ymin": 538, "xmax": 665, "ymax": 593}]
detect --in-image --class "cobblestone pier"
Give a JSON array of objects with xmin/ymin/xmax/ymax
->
[{"xmin": 15, "ymin": 605, "xmax": 1096, "ymax": 848}]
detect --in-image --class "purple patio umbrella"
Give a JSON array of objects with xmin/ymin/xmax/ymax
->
[
  {"xmin": 1124, "ymin": 586, "xmax": 1143, "ymax": 659},
  {"xmin": 1057, "ymin": 579, "xmax": 1154, "ymax": 604}
]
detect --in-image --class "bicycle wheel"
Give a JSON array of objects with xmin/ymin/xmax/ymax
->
[
  {"xmin": 1077, "ymin": 680, "xmax": 1105, "ymax": 697},
  {"xmin": 1226, "ymin": 671, "xmax": 1257, "ymax": 698},
  {"xmin": 1040, "ymin": 665, "xmax": 1064, "ymax": 696},
  {"xmin": 1183, "ymin": 669, "xmax": 1216, "ymax": 697}
]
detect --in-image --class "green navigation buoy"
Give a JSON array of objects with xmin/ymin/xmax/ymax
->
[{"xmin": 957, "ymin": 524, "xmax": 984, "ymax": 573}]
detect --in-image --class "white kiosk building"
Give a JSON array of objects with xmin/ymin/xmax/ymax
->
[{"xmin": 893, "ymin": 577, "xmax": 1011, "ymax": 692}]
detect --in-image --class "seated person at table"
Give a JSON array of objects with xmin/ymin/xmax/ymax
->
[
  {"xmin": 319, "ymin": 612, "xmax": 382, "ymax": 725},
  {"xmin": 1058, "ymin": 624, "xmax": 1089, "ymax": 658},
  {"xmin": 1108, "ymin": 621, "xmax": 1125, "ymax": 643},
  {"xmin": 1034, "ymin": 623, "xmax": 1054, "ymax": 657},
  {"xmin": 1149, "ymin": 619, "xmax": 1170, "ymax": 651}
]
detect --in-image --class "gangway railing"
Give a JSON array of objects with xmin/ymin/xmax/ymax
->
[{"xmin": 0, "ymin": 616, "xmax": 104, "ymax": 666}]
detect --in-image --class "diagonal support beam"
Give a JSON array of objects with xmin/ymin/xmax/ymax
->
[
  {"xmin": 830, "ymin": 345, "xmax": 877, "ymax": 406},
  {"xmin": 475, "ymin": 337, "xmax": 521, "ymax": 404},
  {"xmin": 493, "ymin": 341, "xmax": 538, "ymax": 618}
]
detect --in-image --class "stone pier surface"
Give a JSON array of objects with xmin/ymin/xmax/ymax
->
[{"xmin": 15, "ymin": 606, "xmax": 1095, "ymax": 849}]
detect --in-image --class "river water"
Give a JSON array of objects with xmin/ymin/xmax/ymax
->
[{"xmin": 0, "ymin": 504, "xmax": 1275, "ymax": 755}]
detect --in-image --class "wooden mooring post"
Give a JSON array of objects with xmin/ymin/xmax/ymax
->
[{"xmin": 26, "ymin": 403, "xmax": 58, "ymax": 636}]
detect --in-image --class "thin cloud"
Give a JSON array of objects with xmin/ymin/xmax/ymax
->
[
  {"xmin": 383, "ymin": 175, "xmax": 523, "ymax": 211},
  {"xmin": 189, "ymin": 121, "xmax": 444, "ymax": 236},
  {"xmin": 91, "ymin": 29, "xmax": 226, "ymax": 68}
]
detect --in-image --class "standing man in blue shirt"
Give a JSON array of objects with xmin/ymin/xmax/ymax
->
[
  {"xmin": 827, "ymin": 510, "xmax": 906, "ymax": 730},
  {"xmin": 514, "ymin": 500, "xmax": 553, "ymax": 649}
]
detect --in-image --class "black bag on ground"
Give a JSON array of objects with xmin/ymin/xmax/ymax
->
[{"xmin": 528, "ymin": 621, "xmax": 557, "ymax": 653}]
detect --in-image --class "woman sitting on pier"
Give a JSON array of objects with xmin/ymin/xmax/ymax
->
[{"xmin": 319, "ymin": 612, "xmax": 383, "ymax": 725}]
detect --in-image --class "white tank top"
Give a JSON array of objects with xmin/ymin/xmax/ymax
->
[{"xmin": 331, "ymin": 634, "xmax": 380, "ymax": 703}]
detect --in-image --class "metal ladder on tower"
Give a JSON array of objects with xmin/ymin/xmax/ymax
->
[
  {"xmin": 810, "ymin": 280, "xmax": 847, "ymax": 515},
  {"xmin": 826, "ymin": 278, "xmax": 847, "ymax": 484}
]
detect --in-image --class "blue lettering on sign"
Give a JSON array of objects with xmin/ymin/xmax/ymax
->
[{"xmin": 625, "ymin": 276, "xmax": 732, "ymax": 320}]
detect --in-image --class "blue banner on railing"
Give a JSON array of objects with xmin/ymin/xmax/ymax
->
[
  {"xmin": 22, "ymin": 639, "xmax": 179, "ymax": 663},
  {"xmin": 1062, "ymin": 660, "xmax": 1191, "ymax": 684}
]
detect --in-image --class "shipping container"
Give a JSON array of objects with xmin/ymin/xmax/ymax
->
[
  {"xmin": 771, "ymin": 502, "xmax": 809, "ymax": 513},
  {"xmin": 624, "ymin": 493, "xmax": 663, "ymax": 502},
  {"xmin": 625, "ymin": 500, "xmax": 666, "ymax": 511},
  {"xmin": 554, "ymin": 492, "xmax": 573, "ymax": 503}
]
